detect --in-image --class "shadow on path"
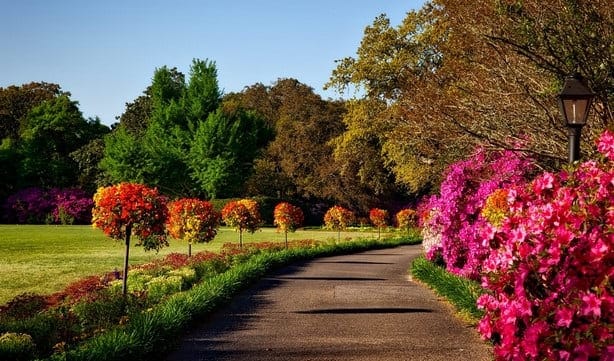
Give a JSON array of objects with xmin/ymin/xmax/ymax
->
[
  {"xmin": 295, "ymin": 307, "xmax": 433, "ymax": 314},
  {"xmin": 166, "ymin": 245, "xmax": 493, "ymax": 361}
]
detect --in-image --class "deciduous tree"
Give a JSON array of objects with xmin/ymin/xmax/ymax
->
[
  {"xmin": 327, "ymin": 0, "xmax": 612, "ymax": 194},
  {"xmin": 323, "ymin": 205, "xmax": 355, "ymax": 241},
  {"xmin": 0, "ymin": 82, "xmax": 65, "ymax": 141},
  {"xmin": 92, "ymin": 183, "xmax": 168, "ymax": 295},
  {"xmin": 369, "ymin": 208, "xmax": 388, "ymax": 239},
  {"xmin": 166, "ymin": 198, "xmax": 220, "ymax": 256},
  {"xmin": 221, "ymin": 199, "xmax": 262, "ymax": 248},
  {"xmin": 273, "ymin": 202, "xmax": 304, "ymax": 247},
  {"xmin": 19, "ymin": 96, "xmax": 109, "ymax": 188}
]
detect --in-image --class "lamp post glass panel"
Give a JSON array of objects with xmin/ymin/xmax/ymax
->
[{"xmin": 558, "ymin": 74, "xmax": 595, "ymax": 163}]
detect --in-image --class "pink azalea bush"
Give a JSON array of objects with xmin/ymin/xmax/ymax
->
[
  {"xmin": 477, "ymin": 130, "xmax": 614, "ymax": 360},
  {"xmin": 3, "ymin": 187, "xmax": 93, "ymax": 224},
  {"xmin": 420, "ymin": 147, "xmax": 535, "ymax": 279}
]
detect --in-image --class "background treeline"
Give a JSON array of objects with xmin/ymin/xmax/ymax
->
[{"xmin": 1, "ymin": 0, "xmax": 611, "ymax": 224}]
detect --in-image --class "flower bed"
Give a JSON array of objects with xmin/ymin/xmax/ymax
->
[{"xmin": 0, "ymin": 235, "xmax": 420, "ymax": 361}]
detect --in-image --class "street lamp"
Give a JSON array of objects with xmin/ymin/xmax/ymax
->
[{"xmin": 558, "ymin": 73, "xmax": 595, "ymax": 163}]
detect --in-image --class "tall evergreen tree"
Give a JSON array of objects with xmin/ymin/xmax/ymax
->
[{"xmin": 102, "ymin": 58, "xmax": 271, "ymax": 198}]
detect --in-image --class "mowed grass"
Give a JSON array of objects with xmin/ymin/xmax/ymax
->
[{"xmin": 0, "ymin": 225, "xmax": 386, "ymax": 304}]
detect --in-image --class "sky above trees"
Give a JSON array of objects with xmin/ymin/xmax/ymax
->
[{"xmin": 0, "ymin": 0, "xmax": 424, "ymax": 125}]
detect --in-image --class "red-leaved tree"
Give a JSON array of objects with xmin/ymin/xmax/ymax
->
[
  {"xmin": 273, "ymin": 202, "xmax": 304, "ymax": 248},
  {"xmin": 323, "ymin": 205, "xmax": 355, "ymax": 241},
  {"xmin": 396, "ymin": 208, "xmax": 417, "ymax": 235},
  {"xmin": 369, "ymin": 208, "xmax": 389, "ymax": 239},
  {"xmin": 166, "ymin": 198, "xmax": 220, "ymax": 256},
  {"xmin": 92, "ymin": 183, "xmax": 168, "ymax": 295},
  {"xmin": 221, "ymin": 199, "xmax": 261, "ymax": 248}
]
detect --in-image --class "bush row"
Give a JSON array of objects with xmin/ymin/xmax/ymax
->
[{"xmin": 419, "ymin": 130, "xmax": 614, "ymax": 360}]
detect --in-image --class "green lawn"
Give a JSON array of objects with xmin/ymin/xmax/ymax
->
[{"xmin": 0, "ymin": 225, "xmax": 386, "ymax": 304}]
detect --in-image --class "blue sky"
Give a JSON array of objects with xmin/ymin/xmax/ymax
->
[{"xmin": 1, "ymin": 1, "xmax": 425, "ymax": 125}]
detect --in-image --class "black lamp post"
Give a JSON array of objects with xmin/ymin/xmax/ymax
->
[{"xmin": 558, "ymin": 73, "xmax": 595, "ymax": 163}]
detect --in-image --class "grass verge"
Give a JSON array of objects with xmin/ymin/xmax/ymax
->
[
  {"xmin": 44, "ymin": 235, "xmax": 420, "ymax": 361},
  {"xmin": 0, "ymin": 225, "xmax": 395, "ymax": 304},
  {"xmin": 409, "ymin": 256, "xmax": 484, "ymax": 322}
]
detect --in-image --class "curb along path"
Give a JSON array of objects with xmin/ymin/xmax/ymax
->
[{"xmin": 166, "ymin": 244, "xmax": 492, "ymax": 361}]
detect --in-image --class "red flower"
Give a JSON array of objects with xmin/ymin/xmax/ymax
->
[{"xmin": 92, "ymin": 183, "xmax": 168, "ymax": 251}]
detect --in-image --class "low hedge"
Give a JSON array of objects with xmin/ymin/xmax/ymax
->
[
  {"xmin": 44, "ymin": 235, "xmax": 420, "ymax": 361},
  {"xmin": 410, "ymin": 256, "xmax": 484, "ymax": 321}
]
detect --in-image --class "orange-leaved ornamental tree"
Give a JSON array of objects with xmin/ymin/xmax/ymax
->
[
  {"xmin": 369, "ymin": 208, "xmax": 389, "ymax": 239},
  {"xmin": 92, "ymin": 183, "xmax": 168, "ymax": 296},
  {"xmin": 221, "ymin": 199, "xmax": 261, "ymax": 248},
  {"xmin": 166, "ymin": 198, "xmax": 220, "ymax": 257},
  {"xmin": 273, "ymin": 202, "xmax": 304, "ymax": 248},
  {"xmin": 396, "ymin": 208, "xmax": 417, "ymax": 235},
  {"xmin": 323, "ymin": 205, "xmax": 355, "ymax": 241}
]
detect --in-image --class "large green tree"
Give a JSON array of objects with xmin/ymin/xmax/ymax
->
[
  {"xmin": 102, "ymin": 59, "xmax": 270, "ymax": 198},
  {"xmin": 0, "ymin": 83, "xmax": 109, "ymax": 197},
  {"xmin": 19, "ymin": 95, "xmax": 109, "ymax": 188},
  {"xmin": 0, "ymin": 82, "xmax": 65, "ymax": 141},
  {"xmin": 190, "ymin": 108, "xmax": 270, "ymax": 198}
]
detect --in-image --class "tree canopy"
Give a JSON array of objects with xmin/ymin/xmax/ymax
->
[
  {"xmin": 327, "ymin": 0, "xmax": 613, "ymax": 193},
  {"xmin": 102, "ymin": 59, "xmax": 271, "ymax": 198}
]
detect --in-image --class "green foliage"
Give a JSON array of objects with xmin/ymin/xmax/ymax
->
[
  {"xmin": 69, "ymin": 138, "xmax": 109, "ymax": 193},
  {"xmin": 18, "ymin": 96, "xmax": 110, "ymax": 188},
  {"xmin": 102, "ymin": 59, "xmax": 270, "ymax": 198},
  {"xmin": 100, "ymin": 127, "xmax": 148, "ymax": 184},
  {"xmin": 70, "ymin": 290, "xmax": 128, "ymax": 336},
  {"xmin": 141, "ymin": 121, "xmax": 192, "ymax": 195},
  {"xmin": 0, "ymin": 138, "xmax": 22, "ymax": 200},
  {"xmin": 0, "ymin": 332, "xmax": 36, "ymax": 361},
  {"xmin": 145, "ymin": 275, "xmax": 183, "ymax": 303},
  {"xmin": 116, "ymin": 91, "xmax": 152, "ymax": 136},
  {"xmin": 186, "ymin": 58, "xmax": 221, "ymax": 122},
  {"xmin": 0, "ymin": 82, "xmax": 64, "ymax": 141},
  {"xmin": 410, "ymin": 256, "xmax": 484, "ymax": 321},
  {"xmin": 189, "ymin": 109, "xmax": 271, "ymax": 198}
]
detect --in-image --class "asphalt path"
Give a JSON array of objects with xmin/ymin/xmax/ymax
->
[{"xmin": 166, "ymin": 244, "xmax": 493, "ymax": 361}]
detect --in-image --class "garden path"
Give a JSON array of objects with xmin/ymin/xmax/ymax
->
[{"xmin": 166, "ymin": 244, "xmax": 492, "ymax": 361}]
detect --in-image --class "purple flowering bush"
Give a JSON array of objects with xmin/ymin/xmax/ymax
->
[
  {"xmin": 477, "ymin": 130, "xmax": 614, "ymax": 360},
  {"xmin": 3, "ymin": 188, "xmax": 93, "ymax": 224},
  {"xmin": 420, "ymin": 147, "xmax": 536, "ymax": 279}
]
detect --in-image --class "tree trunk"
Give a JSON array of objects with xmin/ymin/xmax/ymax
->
[
  {"xmin": 285, "ymin": 231, "xmax": 288, "ymax": 249},
  {"xmin": 122, "ymin": 224, "xmax": 132, "ymax": 297},
  {"xmin": 188, "ymin": 241, "xmax": 192, "ymax": 257},
  {"xmin": 239, "ymin": 230, "xmax": 243, "ymax": 249}
]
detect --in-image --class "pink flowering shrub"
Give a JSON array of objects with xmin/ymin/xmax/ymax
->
[
  {"xmin": 50, "ymin": 188, "xmax": 94, "ymax": 224},
  {"xmin": 420, "ymin": 147, "xmax": 535, "ymax": 279},
  {"xmin": 417, "ymin": 200, "xmax": 443, "ymax": 261},
  {"xmin": 477, "ymin": 130, "xmax": 614, "ymax": 360},
  {"xmin": 3, "ymin": 187, "xmax": 93, "ymax": 224}
]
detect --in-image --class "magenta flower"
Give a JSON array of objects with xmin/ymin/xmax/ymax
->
[
  {"xmin": 596, "ymin": 129, "xmax": 614, "ymax": 160},
  {"xmin": 580, "ymin": 292, "xmax": 602, "ymax": 318}
]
